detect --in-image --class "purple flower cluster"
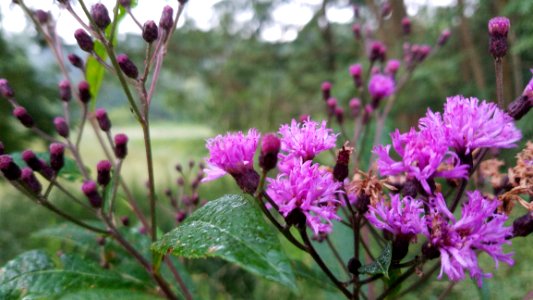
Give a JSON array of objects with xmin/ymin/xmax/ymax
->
[
  {"xmin": 267, "ymin": 160, "xmax": 341, "ymax": 235},
  {"xmin": 420, "ymin": 96, "xmax": 521, "ymax": 154},
  {"xmin": 202, "ymin": 129, "xmax": 260, "ymax": 182},
  {"xmin": 425, "ymin": 192, "xmax": 513, "ymax": 286},
  {"xmin": 366, "ymin": 194, "xmax": 425, "ymax": 238}
]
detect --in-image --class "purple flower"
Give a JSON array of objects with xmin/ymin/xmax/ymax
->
[
  {"xmin": 267, "ymin": 160, "xmax": 341, "ymax": 235},
  {"xmin": 368, "ymin": 74, "xmax": 395, "ymax": 104},
  {"xmin": 366, "ymin": 194, "xmax": 425, "ymax": 238},
  {"xmin": 523, "ymin": 69, "xmax": 533, "ymax": 98},
  {"xmin": 277, "ymin": 118, "xmax": 337, "ymax": 173},
  {"xmin": 425, "ymin": 192, "xmax": 513, "ymax": 286},
  {"xmin": 385, "ymin": 59, "xmax": 401, "ymax": 76},
  {"xmin": 374, "ymin": 128, "xmax": 469, "ymax": 194},
  {"xmin": 202, "ymin": 129, "xmax": 260, "ymax": 182},
  {"xmin": 420, "ymin": 96, "xmax": 521, "ymax": 154}
]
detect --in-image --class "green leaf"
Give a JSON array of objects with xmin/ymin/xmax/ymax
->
[
  {"xmin": 358, "ymin": 242, "xmax": 392, "ymax": 278},
  {"xmin": 86, "ymin": 41, "xmax": 107, "ymax": 108},
  {"xmin": 0, "ymin": 250, "xmax": 160, "ymax": 299},
  {"xmin": 11, "ymin": 151, "xmax": 83, "ymax": 182},
  {"xmin": 291, "ymin": 260, "xmax": 337, "ymax": 292},
  {"xmin": 152, "ymin": 194, "xmax": 298, "ymax": 292},
  {"xmin": 32, "ymin": 223, "xmax": 101, "ymax": 251}
]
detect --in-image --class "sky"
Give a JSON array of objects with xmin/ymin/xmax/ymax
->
[{"xmin": 0, "ymin": 0, "xmax": 455, "ymax": 43}]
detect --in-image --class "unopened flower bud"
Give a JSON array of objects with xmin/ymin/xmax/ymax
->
[
  {"xmin": 13, "ymin": 107, "xmax": 34, "ymax": 128},
  {"xmin": 74, "ymin": 29, "xmax": 94, "ymax": 52},
  {"xmin": 326, "ymin": 97, "xmax": 337, "ymax": 113},
  {"xmin": 335, "ymin": 107, "xmax": 344, "ymax": 124},
  {"xmin": 117, "ymin": 54, "xmax": 139, "ymax": 79},
  {"xmin": 49, "ymin": 143, "xmax": 65, "ymax": 172},
  {"xmin": 119, "ymin": 0, "xmax": 131, "ymax": 8},
  {"xmin": 507, "ymin": 95, "xmax": 532, "ymax": 121},
  {"xmin": 368, "ymin": 74, "xmax": 395, "ymax": 107},
  {"xmin": 58, "ymin": 80, "xmax": 71, "ymax": 102},
  {"xmin": 54, "ymin": 117, "xmax": 69, "ymax": 138},
  {"xmin": 259, "ymin": 133, "xmax": 280, "ymax": 171},
  {"xmin": 95, "ymin": 108, "xmax": 111, "ymax": 131},
  {"xmin": 38, "ymin": 159, "xmax": 54, "ymax": 180},
  {"xmin": 512, "ymin": 212, "xmax": 533, "ymax": 238},
  {"xmin": 78, "ymin": 81, "xmax": 91, "ymax": 103},
  {"xmin": 381, "ymin": 1, "xmax": 392, "ymax": 18},
  {"xmin": 352, "ymin": 24, "xmax": 361, "ymax": 40},
  {"xmin": 159, "ymin": 5, "xmax": 174, "ymax": 31},
  {"xmin": 176, "ymin": 211, "xmax": 187, "ymax": 223},
  {"xmin": 488, "ymin": 17, "xmax": 510, "ymax": 59},
  {"xmin": 355, "ymin": 193, "xmax": 370, "ymax": 214},
  {"xmin": 385, "ymin": 59, "xmax": 401, "ymax": 76},
  {"xmin": 286, "ymin": 208, "xmax": 306, "ymax": 229},
  {"xmin": 349, "ymin": 98, "xmax": 361, "ymax": 117},
  {"xmin": 418, "ymin": 45, "xmax": 431, "ymax": 61},
  {"xmin": 421, "ymin": 241, "xmax": 440, "ymax": 260},
  {"xmin": 402, "ymin": 178, "xmax": 419, "ymax": 198},
  {"xmin": 369, "ymin": 41, "xmax": 387, "ymax": 63},
  {"xmin": 142, "ymin": 20, "xmax": 159, "ymax": 43},
  {"xmin": 233, "ymin": 168, "xmax": 260, "ymax": 194},
  {"xmin": 333, "ymin": 145, "xmax": 351, "ymax": 181},
  {"xmin": 68, "ymin": 54, "xmax": 84, "ymax": 69},
  {"xmin": 34, "ymin": 10, "xmax": 49, "ymax": 24},
  {"xmin": 401, "ymin": 17, "xmax": 411, "ymax": 35},
  {"xmin": 114, "ymin": 134, "xmax": 128, "ymax": 159},
  {"xmin": 97, "ymin": 160, "xmax": 112, "ymax": 186},
  {"xmin": 177, "ymin": 177, "xmax": 185, "ymax": 186},
  {"xmin": 21, "ymin": 168, "xmax": 42, "ymax": 194},
  {"xmin": 437, "ymin": 29, "xmax": 451, "ymax": 47},
  {"xmin": 82, "ymin": 180, "xmax": 103, "ymax": 208},
  {"xmin": 0, "ymin": 155, "xmax": 21, "ymax": 180},
  {"xmin": 0, "ymin": 79, "xmax": 14, "ymax": 98},
  {"xmin": 22, "ymin": 150, "xmax": 41, "ymax": 171},
  {"xmin": 347, "ymin": 257, "xmax": 362, "ymax": 275},
  {"xmin": 362, "ymin": 104, "xmax": 373, "ymax": 124},
  {"xmin": 349, "ymin": 64, "xmax": 363, "ymax": 88},
  {"xmin": 120, "ymin": 216, "xmax": 130, "ymax": 227},
  {"xmin": 321, "ymin": 81, "xmax": 332, "ymax": 101},
  {"xmin": 91, "ymin": 3, "xmax": 111, "ymax": 30}
]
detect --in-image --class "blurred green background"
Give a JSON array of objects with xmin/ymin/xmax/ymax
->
[{"xmin": 0, "ymin": 0, "xmax": 532, "ymax": 299}]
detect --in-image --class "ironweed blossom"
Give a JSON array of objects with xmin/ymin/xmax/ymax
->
[
  {"xmin": 374, "ymin": 128, "xmax": 469, "ymax": 194},
  {"xmin": 366, "ymin": 194, "xmax": 425, "ymax": 238},
  {"xmin": 420, "ymin": 96, "xmax": 521, "ymax": 154},
  {"xmin": 277, "ymin": 118, "xmax": 337, "ymax": 173},
  {"xmin": 267, "ymin": 160, "xmax": 341, "ymax": 235},
  {"xmin": 425, "ymin": 192, "xmax": 513, "ymax": 286}
]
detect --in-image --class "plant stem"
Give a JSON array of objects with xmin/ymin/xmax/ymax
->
[
  {"xmin": 438, "ymin": 281, "xmax": 456, "ymax": 300},
  {"xmin": 397, "ymin": 262, "xmax": 440, "ymax": 297},
  {"xmin": 299, "ymin": 227, "xmax": 353, "ymax": 299},
  {"xmin": 164, "ymin": 258, "xmax": 194, "ymax": 300},
  {"xmin": 495, "ymin": 58, "xmax": 504, "ymax": 107},
  {"xmin": 141, "ymin": 121, "xmax": 157, "ymax": 242},
  {"xmin": 376, "ymin": 264, "xmax": 417, "ymax": 300}
]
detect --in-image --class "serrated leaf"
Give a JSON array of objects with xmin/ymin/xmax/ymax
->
[
  {"xmin": 152, "ymin": 194, "xmax": 298, "ymax": 292},
  {"xmin": 358, "ymin": 242, "xmax": 392, "ymax": 278},
  {"xmin": 11, "ymin": 151, "xmax": 83, "ymax": 181},
  {"xmin": 0, "ymin": 250, "xmax": 158, "ymax": 299}
]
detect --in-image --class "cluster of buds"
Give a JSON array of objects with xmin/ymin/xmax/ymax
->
[{"xmin": 165, "ymin": 160, "xmax": 206, "ymax": 224}]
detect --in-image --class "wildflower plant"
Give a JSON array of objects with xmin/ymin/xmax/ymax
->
[{"xmin": 0, "ymin": 1, "xmax": 532, "ymax": 300}]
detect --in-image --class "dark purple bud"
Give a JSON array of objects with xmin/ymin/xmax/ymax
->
[
  {"xmin": 421, "ymin": 241, "xmax": 440, "ymax": 260},
  {"xmin": 97, "ymin": 160, "xmax": 112, "ymax": 186},
  {"xmin": 68, "ymin": 54, "xmax": 84, "ymax": 69},
  {"xmin": 349, "ymin": 98, "xmax": 361, "ymax": 117},
  {"xmin": 402, "ymin": 179, "xmax": 419, "ymax": 198},
  {"xmin": 22, "ymin": 150, "xmax": 41, "ymax": 171},
  {"xmin": 177, "ymin": 177, "xmax": 185, "ymax": 186},
  {"xmin": 326, "ymin": 97, "xmax": 337, "ymax": 113},
  {"xmin": 352, "ymin": 24, "xmax": 361, "ymax": 40},
  {"xmin": 13, "ymin": 107, "xmax": 34, "ymax": 128},
  {"xmin": 0, "ymin": 155, "xmax": 22, "ymax": 180},
  {"xmin": 188, "ymin": 160, "xmax": 195, "ymax": 169},
  {"xmin": 91, "ymin": 3, "xmax": 111, "ymax": 30},
  {"xmin": 507, "ymin": 95, "xmax": 532, "ymax": 121},
  {"xmin": 159, "ymin": 5, "xmax": 174, "ymax": 31},
  {"xmin": 176, "ymin": 211, "xmax": 187, "ymax": 223},
  {"xmin": 49, "ymin": 143, "xmax": 65, "ymax": 172},
  {"xmin": 74, "ymin": 29, "xmax": 94, "ymax": 52},
  {"xmin": 95, "ymin": 108, "xmax": 112, "ymax": 131},
  {"xmin": 232, "ymin": 168, "xmax": 260, "ymax": 194},
  {"xmin": 34, "ymin": 9, "xmax": 49, "ymax": 24},
  {"xmin": 21, "ymin": 168, "xmax": 42, "ymax": 194},
  {"xmin": 362, "ymin": 104, "xmax": 373, "ymax": 124},
  {"xmin": 142, "ymin": 20, "xmax": 159, "ymax": 43},
  {"xmin": 418, "ymin": 45, "xmax": 432, "ymax": 61},
  {"xmin": 321, "ymin": 81, "xmax": 332, "ymax": 101},
  {"xmin": 355, "ymin": 193, "xmax": 370, "ymax": 214},
  {"xmin": 333, "ymin": 145, "xmax": 351, "ymax": 182},
  {"xmin": 38, "ymin": 159, "xmax": 54, "ymax": 180},
  {"xmin": 437, "ymin": 29, "xmax": 451, "ymax": 47},
  {"xmin": 97, "ymin": 236, "xmax": 106, "ymax": 246},
  {"xmin": 114, "ymin": 134, "xmax": 128, "ymax": 159},
  {"xmin": 489, "ymin": 36, "xmax": 508, "ymax": 59},
  {"xmin": 392, "ymin": 234, "xmax": 411, "ymax": 261},
  {"xmin": 78, "ymin": 81, "xmax": 91, "ymax": 103},
  {"xmin": 386, "ymin": 59, "xmax": 401, "ymax": 76},
  {"xmin": 286, "ymin": 208, "xmax": 306, "ymax": 229},
  {"xmin": 512, "ymin": 212, "xmax": 533, "ymax": 238},
  {"xmin": 401, "ymin": 17, "xmax": 411, "ymax": 35},
  {"xmin": 53, "ymin": 117, "xmax": 69, "ymax": 138},
  {"xmin": 381, "ymin": 1, "xmax": 392, "ymax": 18},
  {"xmin": 117, "ymin": 54, "xmax": 139, "ymax": 79},
  {"xmin": 259, "ymin": 133, "xmax": 280, "ymax": 172},
  {"xmin": 82, "ymin": 180, "xmax": 102, "ymax": 208},
  {"xmin": 0, "ymin": 79, "xmax": 15, "ymax": 98},
  {"xmin": 369, "ymin": 41, "xmax": 386, "ymax": 63},
  {"xmin": 347, "ymin": 257, "xmax": 362, "ymax": 276},
  {"xmin": 119, "ymin": 0, "xmax": 131, "ymax": 7},
  {"xmin": 120, "ymin": 216, "xmax": 130, "ymax": 227},
  {"xmin": 488, "ymin": 17, "xmax": 510, "ymax": 59},
  {"xmin": 335, "ymin": 107, "xmax": 344, "ymax": 124},
  {"xmin": 164, "ymin": 188, "xmax": 172, "ymax": 197},
  {"xmin": 349, "ymin": 64, "xmax": 363, "ymax": 88},
  {"xmin": 175, "ymin": 163, "xmax": 183, "ymax": 172},
  {"xmin": 58, "ymin": 80, "xmax": 71, "ymax": 102}
]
